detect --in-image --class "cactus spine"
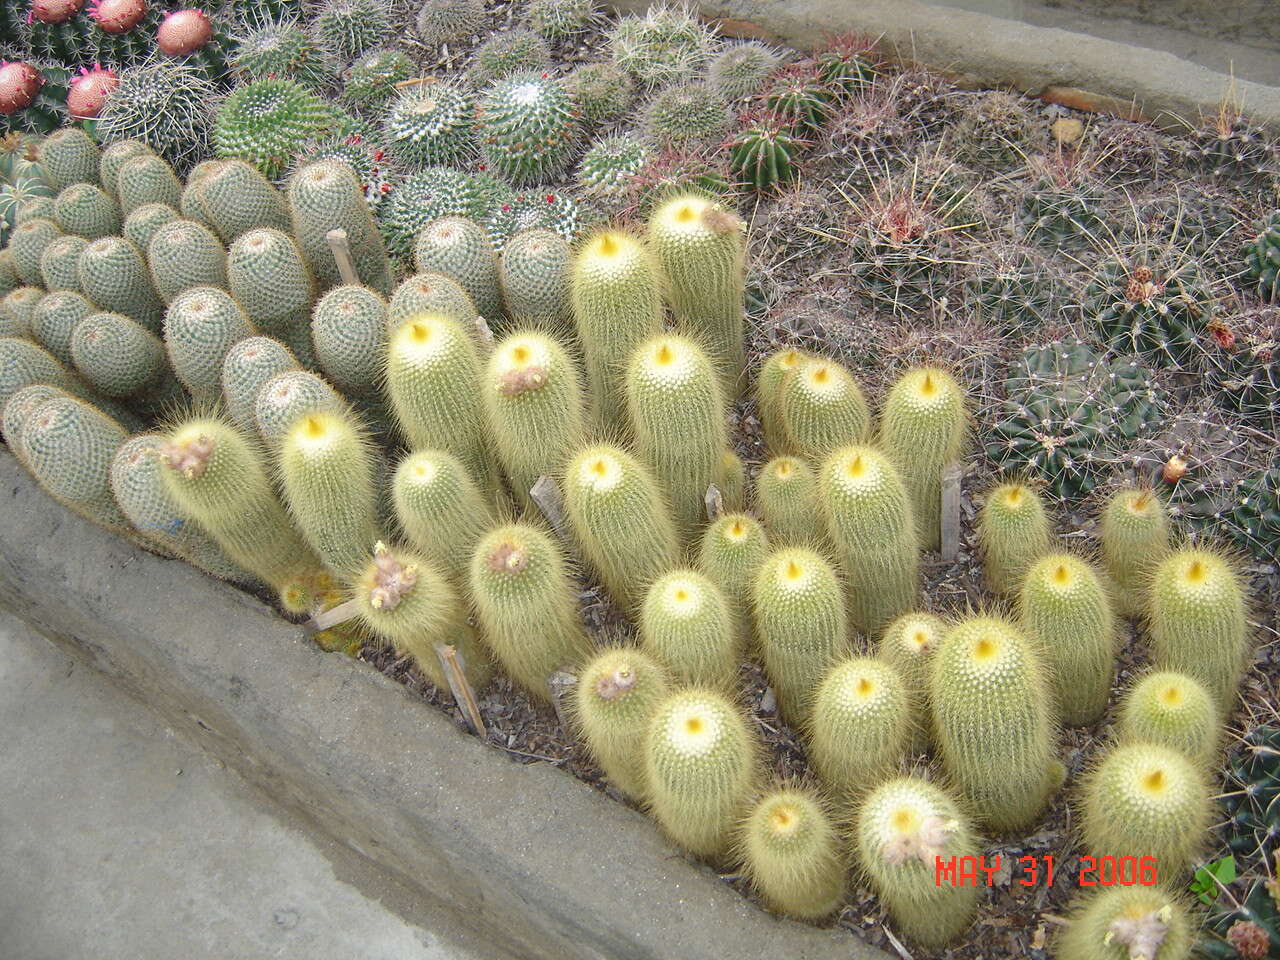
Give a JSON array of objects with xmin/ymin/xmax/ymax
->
[
  {"xmin": 756, "ymin": 455, "xmax": 823, "ymax": 546},
  {"xmin": 163, "ymin": 286, "xmax": 257, "ymax": 403},
  {"xmin": 738, "ymin": 787, "xmax": 845, "ymax": 920},
  {"xmin": 640, "ymin": 570, "xmax": 737, "ymax": 690},
  {"xmin": 1100, "ymin": 487, "xmax": 1171, "ymax": 618},
  {"xmin": 193, "ymin": 158, "xmax": 290, "ymax": 243},
  {"xmin": 696, "ymin": 512, "xmax": 769, "ymax": 647},
  {"xmin": 1054, "ymin": 887, "xmax": 1191, "ymax": 960},
  {"xmin": 1117, "ymin": 671, "xmax": 1219, "ymax": 764},
  {"xmin": 392, "ymin": 449, "xmax": 494, "ymax": 585},
  {"xmin": 978, "ymin": 481, "xmax": 1053, "ymax": 596},
  {"xmin": 780, "ymin": 357, "xmax": 871, "ymax": 463},
  {"xmin": 52, "ymin": 183, "xmax": 121, "ymax": 239},
  {"xmin": 808, "ymin": 656, "xmax": 911, "ymax": 799}
]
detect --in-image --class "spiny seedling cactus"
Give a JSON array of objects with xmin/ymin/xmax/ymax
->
[
  {"xmin": 253, "ymin": 370, "xmax": 344, "ymax": 452},
  {"xmin": 639, "ymin": 569, "xmax": 736, "ymax": 690},
  {"xmin": 287, "ymin": 159, "xmax": 391, "ymax": 294},
  {"xmin": 930, "ymin": 614, "xmax": 1057, "ymax": 832},
  {"xmin": 1019, "ymin": 149, "xmax": 1106, "ymax": 248},
  {"xmin": 213, "ymin": 77, "xmax": 331, "ymax": 180},
  {"xmin": 643, "ymin": 686, "xmax": 757, "ymax": 860},
  {"xmin": 470, "ymin": 29, "xmax": 550, "ymax": 83},
  {"xmin": 1055, "ymin": 887, "xmax": 1192, "ymax": 960},
  {"xmin": 52, "ymin": 182, "xmax": 120, "ymax": 239},
  {"xmin": 190, "ymin": 158, "xmax": 290, "ymax": 245},
  {"xmin": 220, "ymin": 335, "xmax": 298, "ymax": 435},
  {"xmin": 606, "ymin": 6, "xmax": 718, "ymax": 90},
  {"xmin": 819, "ymin": 445, "xmax": 919, "ymax": 635},
  {"xmin": 578, "ymin": 134, "xmax": 649, "ymax": 207},
  {"xmin": 696, "ymin": 512, "xmax": 768, "ymax": 644},
  {"xmin": 1080, "ymin": 741, "xmax": 1212, "ymax": 880},
  {"xmin": 977, "ymin": 481, "xmax": 1053, "ymax": 597},
  {"xmin": 808, "ymin": 656, "xmax": 910, "ymax": 799},
  {"xmin": 738, "ymin": 787, "xmax": 845, "ymax": 921},
  {"xmin": 77, "ymin": 235, "xmax": 164, "ymax": 332},
  {"xmin": 95, "ymin": 60, "xmax": 216, "ymax": 175},
  {"xmin": 1100, "ymin": 486, "xmax": 1171, "ymax": 618},
  {"xmin": 230, "ymin": 18, "xmax": 330, "ymax": 89},
  {"xmin": 481, "ymin": 330, "xmax": 584, "ymax": 509},
  {"xmin": 962, "ymin": 241, "xmax": 1066, "ymax": 335},
  {"xmin": 755, "ymin": 455, "xmax": 822, "ymax": 546},
  {"xmin": 340, "ymin": 47, "xmax": 414, "ymax": 114},
  {"xmin": 1189, "ymin": 102, "xmax": 1275, "ymax": 186},
  {"xmin": 573, "ymin": 647, "xmax": 670, "ymax": 800},
  {"xmin": 391, "ymin": 448, "xmax": 492, "ymax": 585},
  {"xmin": 29, "ymin": 291, "xmax": 93, "ymax": 365},
  {"xmin": 563, "ymin": 62, "xmax": 634, "ymax": 130},
  {"xmin": 413, "ymin": 214, "xmax": 502, "ymax": 321},
  {"xmin": 468, "ymin": 522, "xmax": 589, "ymax": 700},
  {"xmin": 643, "ymin": 82, "xmax": 732, "ymax": 151},
  {"xmin": 309, "ymin": 0, "xmax": 390, "ymax": 67},
  {"xmin": 1244, "ymin": 211, "xmax": 1279, "ymax": 303},
  {"xmin": 227, "ymin": 228, "xmax": 313, "ymax": 362},
  {"xmin": 147, "ymin": 218, "xmax": 227, "ymax": 304},
  {"xmin": 1117, "ymin": 671, "xmax": 1218, "ymax": 764},
  {"xmin": 1147, "ymin": 547, "xmax": 1250, "ymax": 711},
  {"xmin": 778, "ymin": 357, "xmax": 871, "ymax": 462},
  {"xmin": 763, "ymin": 62, "xmax": 836, "ymax": 133},
  {"xmin": 163, "ymin": 286, "xmax": 256, "ymax": 403},
  {"xmin": 474, "ymin": 72, "xmax": 581, "ymax": 186},
  {"xmin": 499, "ymin": 228, "xmax": 570, "ymax": 325},
  {"xmin": 39, "ymin": 233, "xmax": 87, "ymax": 292},
  {"xmin": 987, "ymin": 340, "xmax": 1162, "ymax": 502},
  {"xmin": 382, "ymin": 80, "xmax": 474, "ymax": 169},
  {"xmin": 388, "ymin": 271, "xmax": 477, "ymax": 328},
  {"xmin": 309, "ymin": 284, "xmax": 386, "ymax": 397},
  {"xmin": 414, "ymin": 0, "xmax": 485, "ymax": 47},
  {"xmin": 1018, "ymin": 552, "xmax": 1119, "ymax": 726},
  {"xmin": 707, "ymin": 41, "xmax": 783, "ymax": 100},
  {"xmin": 39, "ymin": 126, "xmax": 100, "ymax": 191},
  {"xmin": 854, "ymin": 776, "xmax": 982, "ymax": 949}
]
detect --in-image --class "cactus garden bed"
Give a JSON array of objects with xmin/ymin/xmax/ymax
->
[{"xmin": 2, "ymin": 2, "xmax": 1280, "ymax": 959}]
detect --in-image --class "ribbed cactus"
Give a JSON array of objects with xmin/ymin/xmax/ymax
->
[
  {"xmin": 570, "ymin": 229, "xmax": 663, "ymax": 428},
  {"xmin": 977, "ymin": 481, "xmax": 1053, "ymax": 597},
  {"xmin": 1054, "ymin": 887, "xmax": 1191, "ymax": 960},
  {"xmin": 226, "ymin": 227, "xmax": 314, "ymax": 362},
  {"xmin": 279, "ymin": 408, "xmax": 383, "ymax": 579},
  {"xmin": 29, "ymin": 291, "xmax": 93, "ymax": 365},
  {"xmin": 413, "ymin": 215, "xmax": 502, "ymax": 321},
  {"xmin": 70, "ymin": 310, "xmax": 178, "ymax": 404},
  {"xmin": 781, "ymin": 357, "xmax": 871, "ymax": 463},
  {"xmin": 1100, "ymin": 487, "xmax": 1171, "ymax": 618},
  {"xmin": 644, "ymin": 687, "xmax": 758, "ymax": 859},
  {"xmin": 52, "ymin": 183, "xmax": 120, "ymax": 238},
  {"xmin": 157, "ymin": 417, "xmax": 324, "ymax": 599},
  {"xmin": 482, "ymin": 330, "xmax": 584, "ymax": 508},
  {"xmin": 1080, "ymin": 742, "xmax": 1211, "ymax": 879},
  {"xmin": 854, "ymin": 776, "xmax": 982, "ymax": 949},
  {"xmin": 77, "ymin": 235, "xmax": 164, "ymax": 332},
  {"xmin": 191, "ymin": 158, "xmax": 290, "ymax": 244},
  {"xmin": 930, "ymin": 614, "xmax": 1057, "ymax": 832},
  {"xmin": 877, "ymin": 612, "xmax": 947, "ymax": 750},
  {"xmin": 1147, "ymin": 548, "xmax": 1250, "ymax": 710},
  {"xmin": 220, "ymin": 336, "xmax": 299, "ymax": 434},
  {"xmin": 640, "ymin": 569, "xmax": 737, "ymax": 690},
  {"xmin": 819, "ymin": 445, "xmax": 919, "ymax": 635},
  {"xmin": 1018, "ymin": 552, "xmax": 1119, "ymax": 726},
  {"xmin": 388, "ymin": 272, "xmax": 478, "ymax": 329},
  {"xmin": 751, "ymin": 547, "xmax": 850, "ymax": 725},
  {"xmin": 756, "ymin": 455, "xmax": 823, "ymax": 546},
  {"xmin": 499, "ymin": 227, "xmax": 571, "ymax": 325},
  {"xmin": 696, "ymin": 512, "xmax": 768, "ymax": 646},
  {"xmin": 647, "ymin": 194, "xmax": 746, "ymax": 395},
  {"xmin": 755, "ymin": 347, "xmax": 807, "ymax": 453},
  {"xmin": 468, "ymin": 521, "xmax": 589, "ymax": 699},
  {"xmin": 573, "ymin": 646, "xmax": 671, "ymax": 800},
  {"xmin": 381, "ymin": 80, "xmax": 475, "ymax": 168},
  {"xmin": 116, "ymin": 153, "xmax": 182, "ymax": 215},
  {"xmin": 1117, "ymin": 671, "xmax": 1218, "ymax": 764},
  {"xmin": 122, "ymin": 201, "xmax": 178, "ymax": 251},
  {"xmin": 391, "ymin": 448, "xmax": 494, "ymax": 584},
  {"xmin": 39, "ymin": 233, "xmax": 87, "ymax": 291},
  {"xmin": 808, "ymin": 655, "xmax": 910, "ymax": 798},
  {"xmin": 310, "ymin": 284, "xmax": 386, "ymax": 397},
  {"xmin": 41, "ymin": 127, "xmax": 101, "ymax": 191},
  {"xmin": 287, "ymin": 159, "xmax": 391, "ymax": 295},
  {"xmin": 9, "ymin": 217, "xmax": 62, "ymax": 285},
  {"xmin": 474, "ymin": 72, "xmax": 581, "ymax": 185},
  {"xmin": 253, "ymin": 370, "xmax": 344, "ymax": 452},
  {"xmin": 163, "ymin": 286, "xmax": 257, "ymax": 403},
  {"xmin": 879, "ymin": 367, "xmax": 967, "ymax": 551},
  {"xmin": 98, "ymin": 139, "xmax": 153, "ymax": 199},
  {"xmin": 738, "ymin": 787, "xmax": 844, "ymax": 921},
  {"xmin": 354, "ymin": 542, "xmax": 492, "ymax": 692},
  {"xmin": 384, "ymin": 313, "xmax": 495, "ymax": 492},
  {"xmin": 625, "ymin": 334, "xmax": 727, "ymax": 539},
  {"xmin": 147, "ymin": 218, "xmax": 227, "ymax": 304}
]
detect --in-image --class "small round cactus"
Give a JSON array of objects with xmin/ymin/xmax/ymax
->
[
  {"xmin": 98, "ymin": 139, "xmax": 154, "ymax": 199},
  {"xmin": 1117, "ymin": 671, "xmax": 1219, "ymax": 764},
  {"xmin": 309, "ymin": 284, "xmax": 387, "ymax": 398},
  {"xmin": 755, "ymin": 346, "xmax": 808, "ymax": 452},
  {"xmin": 388, "ymin": 271, "xmax": 477, "ymax": 329},
  {"xmin": 808, "ymin": 655, "xmax": 910, "ymax": 799},
  {"xmin": 470, "ymin": 29, "xmax": 551, "ymax": 82},
  {"xmin": 3, "ymin": 385, "xmax": 68, "ymax": 466},
  {"xmin": 708, "ymin": 42, "xmax": 784, "ymax": 99},
  {"xmin": 220, "ymin": 335, "xmax": 299, "ymax": 435},
  {"xmin": 287, "ymin": 159, "xmax": 392, "ymax": 295},
  {"xmin": 309, "ymin": 0, "xmax": 391, "ymax": 66},
  {"xmin": 163, "ymin": 286, "xmax": 256, "ymax": 403},
  {"xmin": 578, "ymin": 134, "xmax": 650, "ymax": 207},
  {"xmin": 392, "ymin": 448, "xmax": 493, "ymax": 584},
  {"xmin": 607, "ymin": 7, "xmax": 718, "ymax": 90},
  {"xmin": 340, "ymin": 47, "xmax": 415, "ymax": 114},
  {"xmin": 563, "ymin": 62, "xmax": 634, "ymax": 129},
  {"xmin": 190, "ymin": 158, "xmax": 291, "ymax": 245},
  {"xmin": 382, "ymin": 80, "xmax": 475, "ymax": 169},
  {"xmin": 379, "ymin": 169, "xmax": 497, "ymax": 262},
  {"xmin": 640, "ymin": 569, "xmax": 737, "ymax": 690},
  {"xmin": 474, "ymin": 72, "xmax": 581, "ymax": 186},
  {"xmin": 779, "ymin": 357, "xmax": 871, "ymax": 461},
  {"xmin": 0, "ymin": 335, "xmax": 83, "ymax": 411},
  {"xmin": 53, "ymin": 182, "xmax": 121, "ymax": 239},
  {"xmin": 9, "ymin": 218, "xmax": 63, "ymax": 287},
  {"xmin": 231, "ymin": 19, "xmax": 330, "ymax": 89},
  {"xmin": 1100, "ymin": 487, "xmax": 1171, "ymax": 618},
  {"xmin": 738, "ymin": 786, "xmax": 844, "ymax": 921},
  {"xmin": 20, "ymin": 393, "xmax": 129, "ymax": 531},
  {"xmin": 413, "ymin": 214, "xmax": 502, "ymax": 321},
  {"xmin": 756, "ymin": 455, "xmax": 823, "ymax": 546},
  {"xmin": 524, "ymin": 0, "xmax": 595, "ymax": 39},
  {"xmin": 77, "ymin": 235, "xmax": 164, "ymax": 332},
  {"xmin": 39, "ymin": 233, "xmax": 88, "ymax": 292},
  {"xmin": 95, "ymin": 59, "xmax": 217, "ymax": 175},
  {"xmin": 116, "ymin": 153, "xmax": 182, "ymax": 216},
  {"xmin": 414, "ymin": 0, "xmax": 485, "ymax": 46},
  {"xmin": 70, "ymin": 310, "xmax": 175, "ymax": 402},
  {"xmin": 40, "ymin": 127, "xmax": 101, "ymax": 191},
  {"xmin": 147, "ymin": 218, "xmax": 227, "ymax": 304},
  {"xmin": 877, "ymin": 612, "xmax": 947, "ymax": 750},
  {"xmin": 499, "ymin": 228, "xmax": 571, "ymax": 325},
  {"xmin": 227, "ymin": 227, "xmax": 314, "ymax": 362},
  {"xmin": 977, "ymin": 481, "xmax": 1053, "ymax": 597},
  {"xmin": 643, "ymin": 82, "xmax": 732, "ymax": 150},
  {"xmin": 253, "ymin": 370, "xmax": 345, "ymax": 453},
  {"xmin": 213, "ymin": 77, "xmax": 331, "ymax": 179},
  {"xmin": 30, "ymin": 291, "xmax": 93, "ymax": 365},
  {"xmin": 1054, "ymin": 887, "xmax": 1192, "ymax": 960},
  {"xmin": 696, "ymin": 512, "xmax": 769, "ymax": 647},
  {"xmin": 122, "ymin": 201, "xmax": 178, "ymax": 252}
]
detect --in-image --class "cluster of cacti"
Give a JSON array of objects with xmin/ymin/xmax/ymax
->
[{"xmin": 605, "ymin": 5, "xmax": 718, "ymax": 90}]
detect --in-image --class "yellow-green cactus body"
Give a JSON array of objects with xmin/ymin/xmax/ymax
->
[
  {"xmin": 756, "ymin": 455, "xmax": 823, "ymax": 546},
  {"xmin": 755, "ymin": 346, "xmax": 808, "ymax": 453},
  {"xmin": 780, "ymin": 357, "xmax": 871, "ymax": 463},
  {"xmin": 639, "ymin": 569, "xmax": 737, "ymax": 690},
  {"xmin": 877, "ymin": 612, "xmax": 947, "ymax": 751},
  {"xmin": 1117, "ymin": 671, "xmax": 1218, "ymax": 764},
  {"xmin": 738, "ymin": 787, "xmax": 844, "ymax": 921},
  {"xmin": 715, "ymin": 448, "xmax": 745, "ymax": 511},
  {"xmin": 392, "ymin": 448, "xmax": 494, "ymax": 585},
  {"xmin": 1054, "ymin": 887, "xmax": 1192, "ymax": 960},
  {"xmin": 1101, "ymin": 487, "xmax": 1171, "ymax": 618},
  {"xmin": 696, "ymin": 512, "xmax": 768, "ymax": 648},
  {"xmin": 808, "ymin": 656, "xmax": 910, "ymax": 799},
  {"xmin": 573, "ymin": 647, "xmax": 671, "ymax": 799},
  {"xmin": 978, "ymin": 481, "xmax": 1054, "ymax": 596},
  {"xmin": 253, "ymin": 370, "xmax": 345, "ymax": 453}
]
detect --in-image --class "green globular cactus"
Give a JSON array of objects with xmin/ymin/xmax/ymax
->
[
  {"xmin": 625, "ymin": 334, "xmax": 728, "ymax": 540},
  {"xmin": 561, "ymin": 444, "xmax": 678, "ymax": 613},
  {"xmin": 647, "ymin": 194, "xmax": 746, "ymax": 395},
  {"xmin": 147, "ymin": 218, "xmax": 227, "ymax": 304},
  {"xmin": 474, "ymin": 72, "xmax": 581, "ymax": 186},
  {"xmin": 808, "ymin": 655, "xmax": 910, "ymax": 799},
  {"xmin": 569, "ymin": 229, "xmax": 663, "ymax": 429},
  {"xmin": 287, "ymin": 159, "xmax": 392, "ymax": 295},
  {"xmin": 388, "ymin": 271, "xmax": 477, "ymax": 329},
  {"xmin": 482, "ymin": 330, "xmax": 584, "ymax": 509},
  {"xmin": 413, "ymin": 215, "xmax": 502, "ymax": 322},
  {"xmin": 220, "ymin": 336, "xmax": 299, "ymax": 435},
  {"xmin": 764, "ymin": 64, "xmax": 836, "ymax": 133},
  {"xmin": 377, "ymin": 168, "xmax": 501, "ymax": 263},
  {"xmin": 157, "ymin": 417, "xmax": 324, "ymax": 599},
  {"xmin": 879, "ymin": 367, "xmax": 967, "ymax": 551},
  {"xmin": 977, "ymin": 481, "xmax": 1053, "ymax": 597},
  {"xmin": 310, "ymin": 284, "xmax": 386, "ymax": 397},
  {"xmin": 96, "ymin": 60, "xmax": 216, "ymax": 176},
  {"xmin": 639, "ymin": 569, "xmax": 737, "ymax": 690},
  {"xmin": 1117, "ymin": 671, "xmax": 1219, "ymax": 764},
  {"xmin": 414, "ymin": 0, "xmax": 484, "ymax": 45},
  {"xmin": 309, "ymin": 0, "xmax": 391, "ymax": 66},
  {"xmin": 877, "ymin": 612, "xmax": 947, "ymax": 750},
  {"xmin": 115, "ymin": 154, "xmax": 182, "ymax": 216},
  {"xmin": 819, "ymin": 445, "xmax": 919, "ymax": 635},
  {"xmin": 564, "ymin": 62, "xmax": 634, "ymax": 129},
  {"xmin": 20, "ymin": 393, "xmax": 129, "ymax": 531},
  {"xmin": 755, "ymin": 346, "xmax": 808, "ymax": 452},
  {"xmin": 0, "ymin": 284, "xmax": 34, "ymax": 340},
  {"xmin": 0, "ymin": 253, "xmax": 20, "ymax": 305},
  {"xmin": 1084, "ymin": 254, "xmax": 1214, "ymax": 369},
  {"xmin": 854, "ymin": 776, "xmax": 982, "ymax": 949},
  {"xmin": 382, "ymin": 81, "xmax": 475, "ymax": 169},
  {"xmin": 391, "ymin": 448, "xmax": 493, "ymax": 584},
  {"xmin": 1080, "ymin": 742, "xmax": 1212, "ymax": 880},
  {"xmin": 77, "ymin": 235, "xmax": 164, "ymax": 333},
  {"xmin": 29, "ymin": 291, "xmax": 94, "ymax": 366},
  {"xmin": 39, "ymin": 233, "xmax": 87, "ymax": 292},
  {"xmin": 644, "ymin": 687, "xmax": 758, "ymax": 860},
  {"xmin": 70, "ymin": 311, "xmax": 178, "ymax": 405},
  {"xmin": 191, "ymin": 158, "xmax": 290, "ymax": 244},
  {"xmin": 471, "ymin": 29, "xmax": 551, "ymax": 82},
  {"xmin": 122, "ymin": 201, "xmax": 178, "ymax": 252},
  {"xmin": 231, "ymin": 19, "xmax": 330, "ymax": 90},
  {"xmin": 339, "ymin": 48, "xmax": 414, "ymax": 115},
  {"xmin": 1055, "ymin": 887, "xmax": 1192, "ymax": 960},
  {"xmin": 756, "ymin": 455, "xmax": 823, "ymax": 546},
  {"xmin": 9, "ymin": 217, "xmax": 62, "ymax": 285},
  {"xmin": 384, "ymin": 313, "xmax": 494, "ymax": 492},
  {"xmin": 780, "ymin": 357, "xmax": 871, "ymax": 462},
  {"xmin": 109, "ymin": 434, "xmax": 251, "ymax": 584},
  {"xmin": 279, "ymin": 408, "xmax": 383, "ymax": 579},
  {"xmin": 708, "ymin": 41, "xmax": 783, "ymax": 99},
  {"xmin": 606, "ymin": 6, "xmax": 717, "ymax": 90},
  {"xmin": 354, "ymin": 542, "xmax": 491, "ymax": 690},
  {"xmin": 728, "ymin": 118, "xmax": 800, "ymax": 194},
  {"xmin": 253, "ymin": 370, "xmax": 344, "ymax": 452},
  {"xmin": 573, "ymin": 647, "xmax": 670, "ymax": 800},
  {"xmin": 1100, "ymin": 487, "xmax": 1171, "ymax": 618},
  {"xmin": 524, "ymin": 0, "xmax": 595, "ymax": 39},
  {"xmin": 1018, "ymin": 552, "xmax": 1120, "ymax": 726},
  {"xmin": 1147, "ymin": 548, "xmax": 1250, "ymax": 711},
  {"xmin": 499, "ymin": 228, "xmax": 571, "ymax": 326},
  {"xmin": 226, "ymin": 228, "xmax": 314, "ymax": 362},
  {"xmin": 52, "ymin": 183, "xmax": 120, "ymax": 239},
  {"xmin": 751, "ymin": 547, "xmax": 850, "ymax": 725},
  {"xmin": 577, "ymin": 134, "xmax": 649, "ymax": 208},
  {"xmin": 164, "ymin": 286, "xmax": 257, "ymax": 404},
  {"xmin": 930, "ymin": 614, "xmax": 1057, "ymax": 832},
  {"xmin": 738, "ymin": 787, "xmax": 844, "ymax": 921},
  {"xmin": 40, "ymin": 127, "xmax": 100, "ymax": 191},
  {"xmin": 98, "ymin": 139, "xmax": 153, "ymax": 200},
  {"xmin": 643, "ymin": 82, "xmax": 732, "ymax": 150},
  {"xmin": 0, "ymin": 335, "xmax": 84, "ymax": 411},
  {"xmin": 468, "ymin": 521, "xmax": 589, "ymax": 700},
  {"xmin": 213, "ymin": 78, "xmax": 331, "ymax": 180},
  {"xmin": 9, "ymin": 191, "xmax": 56, "ymax": 232}
]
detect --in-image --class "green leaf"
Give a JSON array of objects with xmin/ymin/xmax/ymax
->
[{"xmin": 1189, "ymin": 856, "xmax": 1236, "ymax": 904}]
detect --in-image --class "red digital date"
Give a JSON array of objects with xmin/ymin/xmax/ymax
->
[
  {"xmin": 934, "ymin": 855, "xmax": 1157, "ymax": 887},
  {"xmin": 1077, "ymin": 855, "xmax": 1158, "ymax": 886}
]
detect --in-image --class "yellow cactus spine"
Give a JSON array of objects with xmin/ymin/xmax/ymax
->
[
  {"xmin": 977, "ymin": 480, "xmax": 1053, "ymax": 597},
  {"xmin": 639, "ymin": 569, "xmax": 737, "ymax": 690},
  {"xmin": 737, "ymin": 786, "xmax": 845, "ymax": 920},
  {"xmin": 1100, "ymin": 486, "xmax": 1171, "ymax": 618}
]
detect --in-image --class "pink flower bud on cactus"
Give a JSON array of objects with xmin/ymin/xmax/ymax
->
[
  {"xmin": 67, "ymin": 64, "xmax": 117, "ymax": 118},
  {"xmin": 30, "ymin": 0, "xmax": 83, "ymax": 24},
  {"xmin": 157, "ymin": 8, "xmax": 213, "ymax": 55},
  {"xmin": 88, "ymin": 0, "xmax": 146, "ymax": 33},
  {"xmin": 0, "ymin": 61, "xmax": 44, "ymax": 114}
]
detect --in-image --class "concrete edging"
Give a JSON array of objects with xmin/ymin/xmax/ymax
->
[{"xmin": 0, "ymin": 449, "xmax": 882, "ymax": 960}]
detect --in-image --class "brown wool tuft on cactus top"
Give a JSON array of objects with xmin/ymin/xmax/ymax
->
[
  {"xmin": 160, "ymin": 433, "xmax": 215, "ymax": 480},
  {"xmin": 595, "ymin": 663, "xmax": 639, "ymax": 700},
  {"xmin": 487, "ymin": 541, "xmax": 528, "ymax": 574},
  {"xmin": 366, "ymin": 541, "xmax": 418, "ymax": 611}
]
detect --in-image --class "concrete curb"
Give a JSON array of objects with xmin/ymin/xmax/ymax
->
[
  {"xmin": 604, "ymin": 0, "xmax": 1280, "ymax": 130},
  {"xmin": 0, "ymin": 449, "xmax": 883, "ymax": 960}
]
